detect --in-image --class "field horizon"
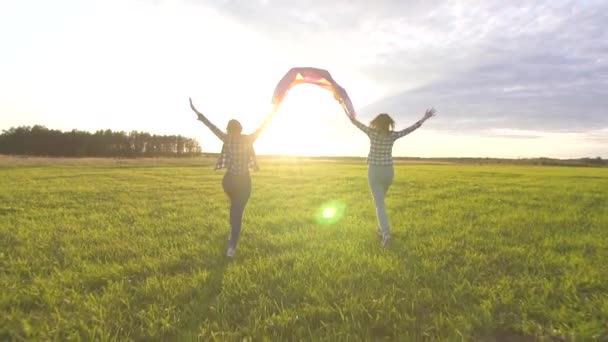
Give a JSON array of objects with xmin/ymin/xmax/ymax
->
[{"xmin": 1, "ymin": 154, "xmax": 606, "ymax": 168}]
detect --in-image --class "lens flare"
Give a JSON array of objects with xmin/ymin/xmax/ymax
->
[
  {"xmin": 316, "ymin": 200, "xmax": 346, "ymax": 225},
  {"xmin": 322, "ymin": 207, "xmax": 336, "ymax": 219}
]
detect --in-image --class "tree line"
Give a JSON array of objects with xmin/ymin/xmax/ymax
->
[{"xmin": 0, "ymin": 125, "xmax": 202, "ymax": 157}]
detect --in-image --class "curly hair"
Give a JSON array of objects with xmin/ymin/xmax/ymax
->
[{"xmin": 369, "ymin": 113, "xmax": 395, "ymax": 132}]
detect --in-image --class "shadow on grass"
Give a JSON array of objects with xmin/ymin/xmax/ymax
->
[{"xmin": 166, "ymin": 243, "xmax": 232, "ymax": 340}]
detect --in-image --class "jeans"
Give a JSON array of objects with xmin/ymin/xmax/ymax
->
[
  {"xmin": 222, "ymin": 172, "xmax": 252, "ymax": 249},
  {"xmin": 368, "ymin": 165, "xmax": 394, "ymax": 235}
]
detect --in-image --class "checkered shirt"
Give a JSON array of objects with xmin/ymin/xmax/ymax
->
[
  {"xmin": 351, "ymin": 118, "xmax": 422, "ymax": 165},
  {"xmin": 199, "ymin": 117, "xmax": 263, "ymax": 175}
]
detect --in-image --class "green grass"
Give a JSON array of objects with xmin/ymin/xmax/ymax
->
[{"xmin": 1, "ymin": 157, "xmax": 607, "ymax": 341}]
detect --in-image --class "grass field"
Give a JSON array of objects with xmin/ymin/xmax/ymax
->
[{"xmin": 1, "ymin": 157, "xmax": 607, "ymax": 341}]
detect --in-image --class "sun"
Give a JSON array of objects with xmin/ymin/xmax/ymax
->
[{"xmin": 256, "ymin": 84, "xmax": 344, "ymax": 156}]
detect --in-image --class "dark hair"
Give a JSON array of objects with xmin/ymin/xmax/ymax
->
[
  {"xmin": 226, "ymin": 119, "xmax": 243, "ymax": 135},
  {"xmin": 370, "ymin": 113, "xmax": 395, "ymax": 132}
]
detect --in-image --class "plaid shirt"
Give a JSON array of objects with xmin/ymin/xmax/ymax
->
[
  {"xmin": 351, "ymin": 118, "xmax": 422, "ymax": 165},
  {"xmin": 199, "ymin": 116, "xmax": 268, "ymax": 175}
]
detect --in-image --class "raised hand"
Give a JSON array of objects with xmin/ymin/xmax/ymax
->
[
  {"xmin": 423, "ymin": 107, "xmax": 437, "ymax": 121},
  {"xmin": 189, "ymin": 97, "xmax": 200, "ymax": 113},
  {"xmin": 189, "ymin": 97, "xmax": 205, "ymax": 121}
]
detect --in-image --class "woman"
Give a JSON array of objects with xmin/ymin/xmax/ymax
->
[
  {"xmin": 189, "ymin": 97, "xmax": 275, "ymax": 257},
  {"xmin": 349, "ymin": 108, "xmax": 436, "ymax": 247}
]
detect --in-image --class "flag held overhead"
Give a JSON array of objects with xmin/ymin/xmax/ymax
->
[{"xmin": 272, "ymin": 67, "xmax": 356, "ymax": 119}]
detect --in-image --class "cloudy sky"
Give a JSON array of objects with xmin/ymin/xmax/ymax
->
[{"xmin": 1, "ymin": 0, "xmax": 606, "ymax": 158}]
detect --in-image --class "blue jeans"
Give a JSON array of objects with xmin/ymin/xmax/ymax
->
[
  {"xmin": 222, "ymin": 173, "xmax": 251, "ymax": 249},
  {"xmin": 368, "ymin": 165, "xmax": 394, "ymax": 235}
]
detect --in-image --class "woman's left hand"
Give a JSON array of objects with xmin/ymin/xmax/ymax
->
[
  {"xmin": 423, "ymin": 107, "xmax": 437, "ymax": 121},
  {"xmin": 189, "ymin": 97, "xmax": 205, "ymax": 120}
]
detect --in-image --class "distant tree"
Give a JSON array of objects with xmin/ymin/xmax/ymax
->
[{"xmin": 0, "ymin": 125, "xmax": 202, "ymax": 158}]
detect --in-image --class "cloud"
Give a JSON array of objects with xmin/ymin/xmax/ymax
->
[
  {"xmin": 356, "ymin": 1, "xmax": 608, "ymax": 133},
  {"xmin": 185, "ymin": 1, "xmax": 608, "ymax": 133}
]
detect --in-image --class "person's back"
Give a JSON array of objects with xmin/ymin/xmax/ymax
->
[
  {"xmin": 364, "ymin": 128, "xmax": 400, "ymax": 166},
  {"xmin": 220, "ymin": 133, "xmax": 257, "ymax": 175},
  {"xmin": 349, "ymin": 109, "xmax": 436, "ymax": 247},
  {"xmin": 352, "ymin": 113, "xmax": 424, "ymax": 166},
  {"xmin": 189, "ymin": 98, "xmax": 275, "ymax": 257}
]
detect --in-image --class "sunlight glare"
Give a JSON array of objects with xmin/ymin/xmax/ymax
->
[{"xmin": 256, "ymin": 84, "xmax": 348, "ymax": 156}]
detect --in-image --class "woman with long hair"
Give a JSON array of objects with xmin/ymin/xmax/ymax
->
[
  {"xmin": 189, "ymin": 97, "xmax": 275, "ymax": 257},
  {"xmin": 349, "ymin": 108, "xmax": 436, "ymax": 247}
]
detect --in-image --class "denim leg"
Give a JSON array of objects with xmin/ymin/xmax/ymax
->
[
  {"xmin": 223, "ymin": 173, "xmax": 251, "ymax": 249},
  {"xmin": 368, "ymin": 165, "xmax": 394, "ymax": 235}
]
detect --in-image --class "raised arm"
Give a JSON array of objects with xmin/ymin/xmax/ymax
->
[
  {"xmin": 349, "ymin": 117, "xmax": 372, "ymax": 135},
  {"xmin": 189, "ymin": 97, "xmax": 226, "ymax": 141},
  {"xmin": 392, "ymin": 107, "xmax": 436, "ymax": 139},
  {"xmin": 249, "ymin": 111, "xmax": 276, "ymax": 141}
]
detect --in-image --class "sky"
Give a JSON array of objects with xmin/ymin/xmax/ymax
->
[{"xmin": 1, "ymin": 0, "xmax": 606, "ymax": 158}]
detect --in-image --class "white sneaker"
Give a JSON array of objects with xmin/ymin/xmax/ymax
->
[
  {"xmin": 381, "ymin": 233, "xmax": 391, "ymax": 248},
  {"xmin": 226, "ymin": 247, "xmax": 236, "ymax": 258}
]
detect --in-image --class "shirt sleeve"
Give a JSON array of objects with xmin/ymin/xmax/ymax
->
[
  {"xmin": 392, "ymin": 120, "xmax": 423, "ymax": 139},
  {"xmin": 198, "ymin": 116, "xmax": 227, "ymax": 141},
  {"xmin": 351, "ymin": 118, "xmax": 372, "ymax": 136},
  {"xmin": 249, "ymin": 112, "xmax": 275, "ymax": 141}
]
